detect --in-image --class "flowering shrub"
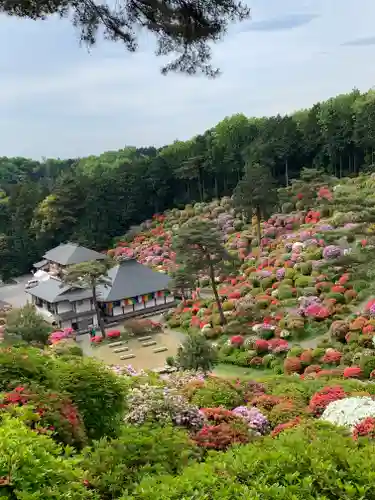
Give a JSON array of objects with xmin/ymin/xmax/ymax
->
[
  {"xmin": 271, "ymin": 416, "xmax": 302, "ymax": 437},
  {"xmin": 0, "ymin": 386, "xmax": 87, "ymax": 448},
  {"xmin": 321, "ymin": 397, "xmax": 375, "ymax": 429},
  {"xmin": 230, "ymin": 335, "xmax": 244, "ymax": 347},
  {"xmin": 192, "ymin": 422, "xmax": 251, "ymax": 450},
  {"xmin": 284, "ymin": 357, "xmax": 302, "ymax": 375},
  {"xmin": 343, "ymin": 366, "xmax": 362, "ymax": 379},
  {"xmin": 91, "ymin": 335, "xmax": 103, "ymax": 344},
  {"xmin": 107, "ymin": 330, "xmax": 121, "ymax": 338},
  {"xmin": 232, "ymin": 406, "xmax": 269, "ymax": 434},
  {"xmin": 255, "ymin": 339, "xmax": 269, "ymax": 354},
  {"xmin": 268, "ymin": 400, "xmax": 305, "ymax": 427},
  {"xmin": 309, "ymin": 386, "xmax": 346, "ymax": 416},
  {"xmin": 322, "ymin": 245, "xmax": 343, "ymax": 260},
  {"xmin": 126, "ymin": 384, "xmax": 204, "ymax": 429},
  {"xmin": 353, "ymin": 417, "xmax": 375, "ymax": 440},
  {"xmin": 322, "ymin": 349, "xmax": 342, "ymax": 365},
  {"xmin": 201, "ymin": 407, "xmax": 239, "ymax": 424},
  {"xmin": 268, "ymin": 338, "xmax": 289, "ymax": 354},
  {"xmin": 251, "ymin": 394, "xmax": 283, "ymax": 412}
]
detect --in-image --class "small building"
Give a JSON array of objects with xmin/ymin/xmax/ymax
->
[
  {"xmin": 33, "ymin": 242, "xmax": 106, "ymax": 276},
  {"xmin": 27, "ymin": 276, "xmax": 97, "ymax": 331},
  {"xmin": 97, "ymin": 259, "xmax": 174, "ymax": 319},
  {"xmin": 26, "ymin": 257, "xmax": 174, "ymax": 332}
]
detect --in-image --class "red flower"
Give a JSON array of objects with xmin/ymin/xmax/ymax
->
[
  {"xmin": 230, "ymin": 335, "xmax": 244, "ymax": 347},
  {"xmin": 297, "ymin": 193, "xmax": 304, "ymax": 200},
  {"xmin": 309, "ymin": 386, "xmax": 346, "ymax": 416},
  {"xmin": 322, "ymin": 350, "xmax": 342, "ymax": 365},
  {"xmin": 255, "ymin": 339, "xmax": 269, "ymax": 353},
  {"xmin": 343, "ymin": 366, "xmax": 362, "ymax": 379},
  {"xmin": 272, "ymin": 417, "xmax": 301, "ymax": 437},
  {"xmin": 353, "ymin": 417, "xmax": 375, "ymax": 440}
]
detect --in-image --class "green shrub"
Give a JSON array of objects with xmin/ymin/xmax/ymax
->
[
  {"xmin": 360, "ymin": 356, "xmax": 375, "ymax": 378},
  {"xmin": 294, "ymin": 276, "xmax": 313, "ymax": 288},
  {"xmin": 56, "ymin": 358, "xmax": 128, "ymax": 440},
  {"xmin": 287, "ymin": 346, "xmax": 303, "ymax": 358},
  {"xmin": 190, "ymin": 378, "xmax": 242, "ymax": 409},
  {"xmin": 326, "ymin": 292, "xmax": 346, "ymax": 304},
  {"xmin": 278, "ymin": 287, "xmax": 294, "ymax": 300},
  {"xmin": 82, "ymin": 424, "xmax": 200, "ymax": 497},
  {"xmin": 130, "ymin": 423, "xmax": 375, "ymax": 499},
  {"xmin": 352, "ymin": 280, "xmax": 370, "ymax": 293},
  {"xmin": 0, "ymin": 414, "xmax": 96, "ymax": 499},
  {"xmin": 0, "ymin": 346, "xmax": 57, "ymax": 391},
  {"xmin": 261, "ymin": 277, "xmax": 274, "ymax": 291},
  {"xmin": 299, "ymin": 262, "xmax": 312, "ymax": 276}
]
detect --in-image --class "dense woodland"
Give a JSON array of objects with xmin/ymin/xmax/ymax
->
[{"xmin": 2, "ymin": 88, "xmax": 375, "ymax": 280}]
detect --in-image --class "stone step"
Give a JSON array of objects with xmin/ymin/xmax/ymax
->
[
  {"xmin": 120, "ymin": 353, "xmax": 136, "ymax": 360},
  {"xmin": 153, "ymin": 346, "xmax": 168, "ymax": 353},
  {"xmin": 109, "ymin": 341, "xmax": 125, "ymax": 348},
  {"xmin": 141, "ymin": 340, "xmax": 157, "ymax": 347},
  {"xmin": 113, "ymin": 347, "xmax": 129, "ymax": 353},
  {"xmin": 137, "ymin": 335, "xmax": 152, "ymax": 342}
]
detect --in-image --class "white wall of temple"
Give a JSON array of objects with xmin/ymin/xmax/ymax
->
[
  {"xmin": 75, "ymin": 299, "xmax": 93, "ymax": 313},
  {"xmin": 57, "ymin": 301, "xmax": 71, "ymax": 314}
]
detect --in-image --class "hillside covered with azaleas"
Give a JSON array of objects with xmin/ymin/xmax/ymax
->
[{"xmin": 108, "ymin": 171, "xmax": 375, "ymax": 380}]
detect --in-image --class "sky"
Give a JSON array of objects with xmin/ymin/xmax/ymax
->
[{"xmin": 1, "ymin": 0, "xmax": 375, "ymax": 159}]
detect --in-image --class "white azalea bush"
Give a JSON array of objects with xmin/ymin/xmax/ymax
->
[
  {"xmin": 321, "ymin": 397, "xmax": 375, "ymax": 429},
  {"xmin": 125, "ymin": 384, "xmax": 205, "ymax": 430}
]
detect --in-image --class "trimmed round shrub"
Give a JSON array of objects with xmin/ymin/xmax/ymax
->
[
  {"xmin": 190, "ymin": 379, "xmax": 242, "ymax": 409},
  {"xmin": 56, "ymin": 358, "xmax": 128, "ymax": 440},
  {"xmin": 284, "ymin": 357, "xmax": 302, "ymax": 375}
]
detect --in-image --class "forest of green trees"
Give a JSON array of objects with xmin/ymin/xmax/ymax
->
[{"xmin": 2, "ymin": 88, "xmax": 375, "ymax": 280}]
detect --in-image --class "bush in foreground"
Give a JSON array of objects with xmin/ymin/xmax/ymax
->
[{"xmin": 128, "ymin": 423, "xmax": 375, "ymax": 499}]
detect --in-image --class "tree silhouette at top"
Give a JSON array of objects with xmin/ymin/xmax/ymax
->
[{"xmin": 1, "ymin": 0, "xmax": 251, "ymax": 76}]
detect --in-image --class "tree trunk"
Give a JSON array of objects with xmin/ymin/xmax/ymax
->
[
  {"xmin": 214, "ymin": 176, "xmax": 219, "ymax": 198},
  {"xmin": 256, "ymin": 205, "xmax": 262, "ymax": 247},
  {"xmin": 92, "ymin": 285, "xmax": 106, "ymax": 338},
  {"xmin": 285, "ymin": 159, "xmax": 289, "ymax": 187},
  {"xmin": 207, "ymin": 256, "xmax": 226, "ymax": 325},
  {"xmin": 339, "ymin": 156, "xmax": 343, "ymax": 178}
]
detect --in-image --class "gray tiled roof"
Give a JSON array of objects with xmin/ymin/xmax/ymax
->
[
  {"xmin": 26, "ymin": 277, "xmax": 92, "ymax": 303},
  {"xmin": 43, "ymin": 242, "xmax": 106, "ymax": 266},
  {"xmin": 97, "ymin": 259, "xmax": 171, "ymax": 302}
]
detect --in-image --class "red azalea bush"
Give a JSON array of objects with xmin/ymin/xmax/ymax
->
[
  {"xmin": 322, "ymin": 350, "xmax": 342, "ymax": 365},
  {"xmin": 192, "ymin": 422, "xmax": 251, "ymax": 450},
  {"xmin": 0, "ymin": 386, "xmax": 87, "ymax": 448},
  {"xmin": 255, "ymin": 339, "xmax": 269, "ymax": 354},
  {"xmin": 251, "ymin": 394, "xmax": 283, "ymax": 412},
  {"xmin": 353, "ymin": 417, "xmax": 375, "ymax": 440},
  {"xmin": 271, "ymin": 416, "xmax": 302, "ymax": 437},
  {"xmin": 230, "ymin": 335, "xmax": 244, "ymax": 347},
  {"xmin": 91, "ymin": 336, "xmax": 103, "ymax": 344},
  {"xmin": 316, "ymin": 368, "xmax": 344, "ymax": 379},
  {"xmin": 343, "ymin": 366, "xmax": 362, "ymax": 379},
  {"xmin": 284, "ymin": 357, "xmax": 302, "ymax": 375},
  {"xmin": 200, "ymin": 408, "xmax": 239, "ymax": 424},
  {"xmin": 107, "ymin": 330, "xmax": 121, "ymax": 339},
  {"xmin": 308, "ymin": 386, "xmax": 346, "ymax": 416}
]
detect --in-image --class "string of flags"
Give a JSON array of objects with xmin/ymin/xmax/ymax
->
[{"xmin": 105, "ymin": 290, "xmax": 170, "ymax": 310}]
